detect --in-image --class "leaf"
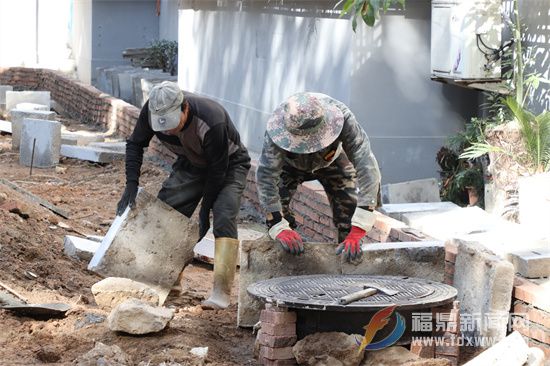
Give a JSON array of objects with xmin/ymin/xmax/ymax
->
[
  {"xmin": 459, "ymin": 143, "xmax": 503, "ymax": 160},
  {"xmin": 362, "ymin": 2, "xmax": 376, "ymax": 26}
]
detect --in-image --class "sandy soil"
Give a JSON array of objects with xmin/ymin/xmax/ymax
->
[{"xmin": 0, "ymin": 130, "xmax": 257, "ymax": 365}]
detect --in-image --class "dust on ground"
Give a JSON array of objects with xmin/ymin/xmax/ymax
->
[{"xmin": 0, "ymin": 130, "xmax": 257, "ymax": 365}]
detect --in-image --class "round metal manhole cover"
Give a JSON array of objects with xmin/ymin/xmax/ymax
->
[{"xmin": 248, "ymin": 274, "xmax": 457, "ymax": 311}]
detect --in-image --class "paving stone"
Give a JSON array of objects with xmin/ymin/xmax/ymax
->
[
  {"xmin": 20, "ymin": 118, "xmax": 61, "ymax": 168},
  {"xmin": 61, "ymin": 130, "xmax": 105, "ymax": 146},
  {"xmin": 382, "ymin": 178, "xmax": 441, "ymax": 204},
  {"xmin": 508, "ymin": 249, "xmax": 550, "ymax": 278},
  {"xmin": 60, "ymin": 144, "xmax": 124, "ymax": 163},
  {"xmin": 452, "ymin": 239, "xmax": 515, "ymax": 341},
  {"xmin": 88, "ymin": 189, "xmax": 198, "ymax": 305},
  {"xmin": 5, "ymin": 91, "xmax": 50, "ymax": 112},
  {"xmin": 88, "ymin": 141, "xmax": 126, "ymax": 152},
  {"xmin": 343, "ymin": 241, "xmax": 445, "ymax": 282},
  {"xmin": 134, "ymin": 75, "xmax": 177, "ymax": 107},
  {"xmin": 63, "ymin": 235, "xmax": 100, "ymax": 261},
  {"xmin": 379, "ymin": 202, "xmax": 459, "ymax": 222},
  {"xmin": 8, "ymin": 109, "xmax": 56, "ymax": 151},
  {"xmin": 15, "ymin": 102, "xmax": 49, "ymax": 111}
]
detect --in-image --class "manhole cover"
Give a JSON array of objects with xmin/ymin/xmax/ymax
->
[{"xmin": 248, "ymin": 274, "xmax": 457, "ymax": 311}]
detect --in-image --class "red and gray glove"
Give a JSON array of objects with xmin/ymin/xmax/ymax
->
[
  {"xmin": 267, "ymin": 212, "xmax": 304, "ymax": 255},
  {"xmin": 336, "ymin": 207, "xmax": 376, "ymax": 261},
  {"xmin": 336, "ymin": 226, "xmax": 366, "ymax": 261}
]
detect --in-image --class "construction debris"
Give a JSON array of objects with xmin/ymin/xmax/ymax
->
[
  {"xmin": 107, "ymin": 298, "xmax": 174, "ymax": 335},
  {"xmin": 91, "ymin": 277, "xmax": 160, "ymax": 309},
  {"xmin": 63, "ymin": 235, "xmax": 100, "ymax": 261}
]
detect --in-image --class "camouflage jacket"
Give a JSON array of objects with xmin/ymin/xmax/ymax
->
[{"xmin": 256, "ymin": 95, "xmax": 381, "ymax": 213}]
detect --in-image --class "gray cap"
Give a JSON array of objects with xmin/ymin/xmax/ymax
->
[{"xmin": 148, "ymin": 81, "xmax": 184, "ymax": 131}]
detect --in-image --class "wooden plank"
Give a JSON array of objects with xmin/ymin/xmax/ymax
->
[{"xmin": 0, "ymin": 178, "xmax": 70, "ymax": 219}]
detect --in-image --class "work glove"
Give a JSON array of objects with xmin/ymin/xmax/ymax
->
[
  {"xmin": 336, "ymin": 225, "xmax": 366, "ymax": 261},
  {"xmin": 116, "ymin": 182, "xmax": 138, "ymax": 216},
  {"xmin": 198, "ymin": 204, "xmax": 211, "ymax": 241},
  {"xmin": 267, "ymin": 212, "xmax": 304, "ymax": 255}
]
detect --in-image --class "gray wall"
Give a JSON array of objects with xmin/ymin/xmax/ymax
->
[
  {"xmin": 517, "ymin": 0, "xmax": 550, "ymax": 115},
  {"xmin": 91, "ymin": 0, "xmax": 160, "ymax": 82},
  {"xmin": 159, "ymin": 0, "xmax": 179, "ymax": 41},
  {"xmin": 178, "ymin": 0, "xmax": 480, "ymax": 184}
]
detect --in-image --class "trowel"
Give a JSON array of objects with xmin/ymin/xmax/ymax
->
[{"xmin": 338, "ymin": 283, "xmax": 400, "ymax": 305}]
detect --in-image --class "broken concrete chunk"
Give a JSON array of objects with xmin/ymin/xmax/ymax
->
[
  {"xmin": 462, "ymin": 331, "xmax": 529, "ymax": 366},
  {"xmin": 293, "ymin": 332, "xmax": 363, "ymax": 366},
  {"xmin": 452, "ymin": 239, "xmax": 514, "ymax": 342},
  {"xmin": 91, "ymin": 277, "xmax": 160, "ymax": 309},
  {"xmin": 60, "ymin": 144, "xmax": 124, "ymax": 163},
  {"xmin": 63, "ymin": 235, "xmax": 100, "ymax": 261},
  {"xmin": 107, "ymin": 298, "xmax": 174, "ymax": 335},
  {"xmin": 88, "ymin": 189, "xmax": 198, "ymax": 305}
]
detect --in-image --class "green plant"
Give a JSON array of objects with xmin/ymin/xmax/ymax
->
[
  {"xmin": 142, "ymin": 40, "xmax": 178, "ymax": 75},
  {"xmin": 336, "ymin": 0, "xmax": 405, "ymax": 31}
]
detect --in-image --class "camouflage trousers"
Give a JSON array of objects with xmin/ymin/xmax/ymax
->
[{"xmin": 279, "ymin": 154, "xmax": 357, "ymax": 242}]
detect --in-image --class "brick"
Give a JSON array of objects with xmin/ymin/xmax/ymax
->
[
  {"xmin": 410, "ymin": 338, "xmax": 435, "ymax": 358},
  {"xmin": 258, "ymin": 332, "xmax": 297, "ymax": 348},
  {"xmin": 513, "ymin": 321, "xmax": 550, "ymax": 344},
  {"xmin": 260, "ymin": 310, "xmax": 297, "ymax": 324},
  {"xmin": 514, "ymin": 302, "xmax": 550, "ymax": 329},
  {"xmin": 527, "ymin": 339, "xmax": 550, "ymax": 360},
  {"xmin": 445, "ymin": 249, "xmax": 457, "ymax": 263},
  {"xmin": 260, "ymin": 322, "xmax": 296, "ymax": 337},
  {"xmin": 259, "ymin": 346, "xmax": 294, "ymax": 360},
  {"xmin": 513, "ymin": 277, "xmax": 550, "ymax": 312}
]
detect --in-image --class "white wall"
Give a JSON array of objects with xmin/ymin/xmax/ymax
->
[
  {"xmin": 177, "ymin": 1, "xmax": 480, "ymax": 184},
  {"xmin": 72, "ymin": 0, "xmax": 93, "ymax": 83}
]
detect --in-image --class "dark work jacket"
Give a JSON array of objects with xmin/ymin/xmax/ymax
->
[{"xmin": 125, "ymin": 92, "xmax": 250, "ymax": 208}]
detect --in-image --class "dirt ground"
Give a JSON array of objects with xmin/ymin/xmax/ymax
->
[{"xmin": 0, "ymin": 128, "xmax": 257, "ymax": 365}]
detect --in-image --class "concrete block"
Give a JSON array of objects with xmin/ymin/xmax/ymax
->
[
  {"xmin": 238, "ymin": 240, "xmax": 341, "ymax": 327},
  {"xmin": 60, "ymin": 145, "xmax": 125, "ymax": 163},
  {"xmin": 519, "ymin": 173, "xmax": 550, "ymax": 236},
  {"xmin": 88, "ymin": 141, "xmax": 126, "ymax": 152},
  {"xmin": 8, "ymin": 109, "xmax": 56, "ymax": 151},
  {"xmin": 104, "ymin": 66, "xmax": 134, "ymax": 97},
  {"xmin": 381, "ymin": 178, "xmax": 441, "ymax": 204},
  {"xmin": 5, "ymin": 91, "xmax": 50, "ymax": 112},
  {"xmin": 0, "ymin": 120, "xmax": 11, "ymax": 134},
  {"xmin": 462, "ymin": 331, "xmax": 529, "ymax": 366},
  {"xmin": 452, "ymin": 239, "xmax": 515, "ymax": 342},
  {"xmin": 342, "ymin": 241, "xmax": 445, "ymax": 282},
  {"xmin": 379, "ymin": 202, "xmax": 459, "ymax": 222},
  {"xmin": 20, "ymin": 118, "xmax": 61, "ymax": 168},
  {"xmin": 60, "ymin": 130, "xmax": 105, "ymax": 146},
  {"xmin": 0, "ymin": 85, "xmax": 13, "ymax": 114},
  {"xmin": 88, "ymin": 189, "xmax": 199, "ymax": 305},
  {"xmin": 194, "ymin": 226, "xmax": 265, "ymax": 264},
  {"xmin": 15, "ymin": 102, "xmax": 49, "ymax": 111},
  {"xmin": 508, "ymin": 249, "xmax": 550, "ymax": 278},
  {"xmin": 63, "ymin": 235, "xmax": 100, "ymax": 261}
]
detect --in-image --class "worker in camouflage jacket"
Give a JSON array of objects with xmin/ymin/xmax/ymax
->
[{"xmin": 256, "ymin": 92, "xmax": 381, "ymax": 261}]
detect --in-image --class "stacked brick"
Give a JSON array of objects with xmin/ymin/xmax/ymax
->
[
  {"xmin": 444, "ymin": 241, "xmax": 457, "ymax": 285},
  {"xmin": 432, "ymin": 301, "xmax": 460, "ymax": 366},
  {"xmin": 256, "ymin": 305, "xmax": 298, "ymax": 365}
]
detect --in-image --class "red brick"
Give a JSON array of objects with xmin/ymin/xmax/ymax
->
[
  {"xmin": 259, "ymin": 346, "xmax": 294, "ymax": 360},
  {"xmin": 260, "ymin": 322, "xmax": 296, "ymax": 337},
  {"xmin": 410, "ymin": 338, "xmax": 435, "ymax": 358},
  {"xmin": 260, "ymin": 310, "xmax": 297, "ymax": 324},
  {"xmin": 258, "ymin": 332, "xmax": 297, "ymax": 348},
  {"xmin": 513, "ymin": 321, "xmax": 550, "ymax": 344},
  {"xmin": 513, "ymin": 277, "xmax": 550, "ymax": 312},
  {"xmin": 445, "ymin": 241, "xmax": 458, "ymax": 256},
  {"xmin": 445, "ymin": 249, "xmax": 457, "ymax": 263},
  {"xmin": 514, "ymin": 302, "xmax": 550, "ymax": 329}
]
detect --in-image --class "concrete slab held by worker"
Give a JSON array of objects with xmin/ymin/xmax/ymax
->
[
  {"xmin": 116, "ymin": 81, "xmax": 251, "ymax": 310},
  {"xmin": 256, "ymin": 92, "xmax": 382, "ymax": 261}
]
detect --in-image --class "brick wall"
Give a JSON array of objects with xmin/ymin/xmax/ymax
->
[
  {"xmin": 444, "ymin": 241, "xmax": 550, "ymax": 358},
  {"xmin": 1, "ymin": 67, "xmax": 421, "ymax": 244}
]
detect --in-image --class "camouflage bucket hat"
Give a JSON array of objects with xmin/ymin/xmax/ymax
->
[{"xmin": 267, "ymin": 92, "xmax": 344, "ymax": 154}]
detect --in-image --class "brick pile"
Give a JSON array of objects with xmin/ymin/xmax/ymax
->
[
  {"xmin": 445, "ymin": 240, "xmax": 550, "ymax": 359},
  {"xmin": 433, "ymin": 301, "xmax": 460, "ymax": 366},
  {"xmin": 256, "ymin": 305, "xmax": 297, "ymax": 365}
]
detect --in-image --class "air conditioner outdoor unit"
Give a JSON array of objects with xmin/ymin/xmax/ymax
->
[{"xmin": 431, "ymin": 0, "xmax": 503, "ymax": 81}]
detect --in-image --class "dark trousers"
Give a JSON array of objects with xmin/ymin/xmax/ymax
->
[
  {"xmin": 279, "ymin": 154, "xmax": 358, "ymax": 242},
  {"xmin": 157, "ymin": 157, "xmax": 250, "ymax": 239}
]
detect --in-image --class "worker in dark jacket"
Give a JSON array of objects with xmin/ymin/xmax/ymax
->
[
  {"xmin": 116, "ymin": 81, "xmax": 251, "ymax": 309},
  {"xmin": 256, "ymin": 92, "xmax": 381, "ymax": 261}
]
